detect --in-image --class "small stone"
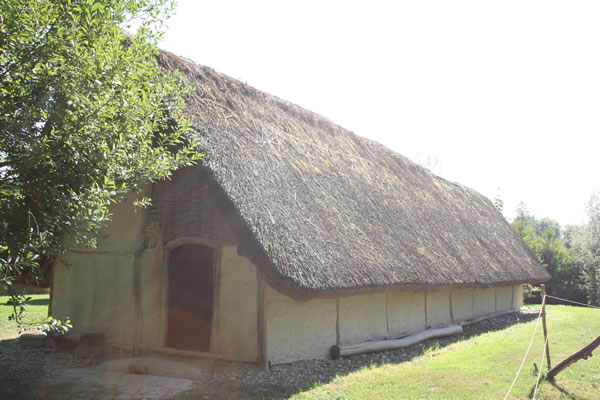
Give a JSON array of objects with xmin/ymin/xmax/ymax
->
[
  {"xmin": 127, "ymin": 364, "xmax": 149, "ymax": 375},
  {"xmin": 19, "ymin": 333, "xmax": 46, "ymax": 348}
]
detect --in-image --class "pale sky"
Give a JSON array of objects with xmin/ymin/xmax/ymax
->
[{"xmin": 160, "ymin": 0, "xmax": 600, "ymax": 226}]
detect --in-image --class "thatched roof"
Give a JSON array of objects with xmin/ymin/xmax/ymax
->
[{"xmin": 156, "ymin": 51, "xmax": 550, "ymax": 299}]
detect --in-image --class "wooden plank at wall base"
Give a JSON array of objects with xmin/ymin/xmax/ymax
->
[
  {"xmin": 330, "ymin": 325, "xmax": 463, "ymax": 359},
  {"xmin": 256, "ymin": 271, "xmax": 268, "ymax": 369}
]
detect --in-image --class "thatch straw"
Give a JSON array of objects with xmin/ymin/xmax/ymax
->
[{"xmin": 153, "ymin": 51, "xmax": 550, "ymax": 300}]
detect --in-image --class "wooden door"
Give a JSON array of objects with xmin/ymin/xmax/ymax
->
[{"xmin": 166, "ymin": 244, "xmax": 214, "ymax": 351}]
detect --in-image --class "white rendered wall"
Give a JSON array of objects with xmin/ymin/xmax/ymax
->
[
  {"xmin": 265, "ymin": 284, "xmax": 337, "ymax": 364},
  {"xmin": 387, "ymin": 291, "xmax": 426, "ymax": 337},
  {"xmin": 496, "ymin": 286, "xmax": 514, "ymax": 312},
  {"xmin": 213, "ymin": 245, "xmax": 258, "ymax": 361},
  {"xmin": 513, "ymin": 284, "xmax": 524, "ymax": 309},
  {"xmin": 52, "ymin": 253, "xmax": 136, "ymax": 343},
  {"xmin": 338, "ymin": 293, "xmax": 387, "ymax": 344},
  {"xmin": 452, "ymin": 288, "xmax": 474, "ymax": 322},
  {"xmin": 474, "ymin": 287, "xmax": 496, "ymax": 317},
  {"xmin": 140, "ymin": 249, "xmax": 162, "ymax": 346},
  {"xmin": 51, "ymin": 193, "xmax": 146, "ymax": 344},
  {"xmin": 426, "ymin": 290, "xmax": 452, "ymax": 328}
]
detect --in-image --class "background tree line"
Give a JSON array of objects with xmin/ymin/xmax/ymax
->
[{"xmin": 508, "ymin": 194, "xmax": 600, "ymax": 305}]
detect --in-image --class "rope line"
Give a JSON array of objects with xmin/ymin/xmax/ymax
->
[
  {"xmin": 531, "ymin": 331, "xmax": 549, "ymax": 400},
  {"xmin": 504, "ymin": 294, "xmax": 598, "ymax": 399},
  {"xmin": 503, "ymin": 296, "xmax": 545, "ymax": 400},
  {"xmin": 545, "ymin": 295, "xmax": 600, "ymax": 309}
]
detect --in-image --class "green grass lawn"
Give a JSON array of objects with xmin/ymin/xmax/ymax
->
[
  {"xmin": 0, "ymin": 294, "xmax": 50, "ymax": 339},
  {"xmin": 295, "ymin": 305, "xmax": 600, "ymax": 400}
]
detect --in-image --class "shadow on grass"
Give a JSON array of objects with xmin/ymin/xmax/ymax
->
[
  {"xmin": 176, "ymin": 310, "xmax": 540, "ymax": 400},
  {"xmin": 548, "ymin": 379, "xmax": 579, "ymax": 399},
  {"xmin": 25, "ymin": 298, "xmax": 50, "ymax": 307},
  {"xmin": 1, "ymin": 297, "xmax": 49, "ymax": 307},
  {"xmin": 527, "ymin": 378, "xmax": 579, "ymax": 400}
]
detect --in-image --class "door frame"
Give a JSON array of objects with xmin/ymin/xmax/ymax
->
[{"xmin": 159, "ymin": 237, "xmax": 223, "ymax": 354}]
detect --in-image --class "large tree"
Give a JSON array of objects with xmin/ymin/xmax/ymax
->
[{"xmin": 0, "ymin": 0, "xmax": 199, "ymax": 328}]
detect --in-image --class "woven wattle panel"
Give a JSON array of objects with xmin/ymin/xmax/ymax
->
[{"xmin": 150, "ymin": 167, "xmax": 236, "ymax": 244}]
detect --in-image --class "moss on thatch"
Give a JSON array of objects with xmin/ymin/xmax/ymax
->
[{"xmin": 156, "ymin": 51, "xmax": 550, "ymax": 299}]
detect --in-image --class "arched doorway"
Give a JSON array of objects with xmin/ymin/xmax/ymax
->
[{"xmin": 166, "ymin": 243, "xmax": 214, "ymax": 352}]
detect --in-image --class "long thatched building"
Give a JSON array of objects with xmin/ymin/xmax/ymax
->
[{"xmin": 51, "ymin": 51, "xmax": 550, "ymax": 366}]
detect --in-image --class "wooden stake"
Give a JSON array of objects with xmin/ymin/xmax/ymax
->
[
  {"xmin": 541, "ymin": 284, "xmax": 551, "ymax": 370},
  {"xmin": 548, "ymin": 336, "xmax": 600, "ymax": 380}
]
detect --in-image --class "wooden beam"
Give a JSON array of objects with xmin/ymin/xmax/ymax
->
[
  {"xmin": 132, "ymin": 247, "xmax": 144, "ymax": 356},
  {"xmin": 209, "ymin": 248, "xmax": 222, "ymax": 354},
  {"xmin": 548, "ymin": 336, "xmax": 600, "ymax": 380},
  {"xmin": 330, "ymin": 325, "xmax": 462, "ymax": 359},
  {"xmin": 541, "ymin": 284, "xmax": 551, "ymax": 370},
  {"xmin": 256, "ymin": 271, "xmax": 268, "ymax": 370},
  {"xmin": 449, "ymin": 289, "xmax": 454, "ymax": 322},
  {"xmin": 48, "ymin": 263, "xmax": 55, "ymax": 318},
  {"xmin": 335, "ymin": 299, "xmax": 340, "ymax": 345}
]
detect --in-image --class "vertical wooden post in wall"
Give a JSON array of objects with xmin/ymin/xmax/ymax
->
[
  {"xmin": 132, "ymin": 248, "xmax": 144, "ymax": 356},
  {"xmin": 48, "ymin": 264, "xmax": 55, "ymax": 317},
  {"xmin": 541, "ymin": 284, "xmax": 552, "ymax": 370},
  {"xmin": 257, "ymin": 271, "xmax": 268, "ymax": 370}
]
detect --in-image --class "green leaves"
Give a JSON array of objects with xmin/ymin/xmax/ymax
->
[
  {"xmin": 512, "ymin": 209, "xmax": 590, "ymax": 304},
  {"xmin": 1, "ymin": 0, "xmax": 201, "ymax": 329}
]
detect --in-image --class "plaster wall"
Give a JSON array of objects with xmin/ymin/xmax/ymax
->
[
  {"xmin": 496, "ymin": 286, "xmax": 514, "ymax": 312},
  {"xmin": 52, "ymin": 253, "xmax": 135, "ymax": 343},
  {"xmin": 451, "ymin": 288, "xmax": 474, "ymax": 322},
  {"xmin": 474, "ymin": 287, "xmax": 496, "ymax": 317},
  {"xmin": 387, "ymin": 291, "xmax": 426, "ymax": 336},
  {"xmin": 95, "ymin": 192, "xmax": 147, "ymax": 251},
  {"xmin": 338, "ymin": 293, "xmax": 387, "ymax": 344},
  {"xmin": 51, "ymin": 193, "xmax": 146, "ymax": 344},
  {"xmin": 213, "ymin": 245, "xmax": 258, "ymax": 362},
  {"xmin": 513, "ymin": 285, "xmax": 523, "ymax": 309},
  {"xmin": 265, "ymin": 284, "xmax": 336, "ymax": 364},
  {"xmin": 140, "ymin": 249, "xmax": 162, "ymax": 346},
  {"xmin": 426, "ymin": 290, "xmax": 452, "ymax": 327}
]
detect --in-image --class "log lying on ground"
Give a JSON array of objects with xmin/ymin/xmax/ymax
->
[
  {"xmin": 330, "ymin": 325, "xmax": 463, "ymax": 359},
  {"xmin": 547, "ymin": 335, "xmax": 600, "ymax": 380}
]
